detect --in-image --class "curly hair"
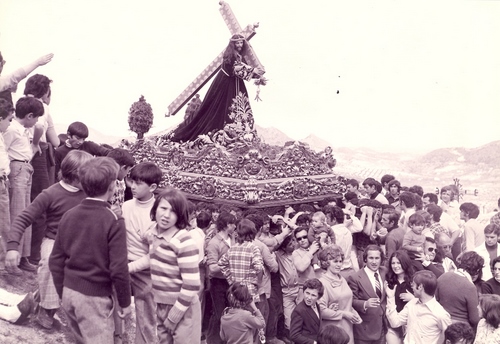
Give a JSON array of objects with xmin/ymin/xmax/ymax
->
[
  {"xmin": 458, "ymin": 251, "xmax": 484, "ymax": 277},
  {"xmin": 318, "ymin": 245, "xmax": 344, "ymax": 270}
]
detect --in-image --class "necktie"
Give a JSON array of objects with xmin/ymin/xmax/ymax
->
[{"xmin": 374, "ymin": 272, "xmax": 382, "ymax": 299}]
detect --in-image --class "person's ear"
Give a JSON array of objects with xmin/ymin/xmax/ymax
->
[
  {"xmin": 25, "ymin": 113, "xmax": 34, "ymax": 119},
  {"xmin": 150, "ymin": 183, "xmax": 158, "ymax": 192}
]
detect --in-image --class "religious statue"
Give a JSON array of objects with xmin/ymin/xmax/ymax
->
[{"xmin": 169, "ymin": 34, "xmax": 264, "ymax": 143}]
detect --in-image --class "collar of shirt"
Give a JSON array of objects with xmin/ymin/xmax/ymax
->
[
  {"xmin": 364, "ymin": 266, "xmax": 380, "ymax": 278},
  {"xmin": 60, "ymin": 180, "xmax": 80, "ymax": 192},
  {"xmin": 216, "ymin": 232, "xmax": 232, "ymax": 247},
  {"xmin": 10, "ymin": 118, "xmax": 26, "ymax": 134},
  {"xmin": 454, "ymin": 268, "xmax": 473, "ymax": 284},
  {"xmin": 416, "ymin": 297, "xmax": 443, "ymax": 313}
]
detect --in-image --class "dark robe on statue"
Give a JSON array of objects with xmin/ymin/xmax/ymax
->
[{"xmin": 170, "ymin": 55, "xmax": 255, "ymax": 142}]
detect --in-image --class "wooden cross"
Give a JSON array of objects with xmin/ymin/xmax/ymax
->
[{"xmin": 165, "ymin": 1, "xmax": 265, "ymax": 117}]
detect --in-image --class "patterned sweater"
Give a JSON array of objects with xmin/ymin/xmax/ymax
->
[{"xmin": 150, "ymin": 228, "xmax": 200, "ymax": 324}]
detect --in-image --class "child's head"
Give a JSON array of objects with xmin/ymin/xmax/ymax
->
[
  {"xmin": 0, "ymin": 98, "xmax": 14, "ymax": 133},
  {"xmin": 227, "ymin": 282, "xmax": 252, "ymax": 309},
  {"xmin": 444, "ymin": 322, "xmax": 474, "ymax": 344},
  {"xmin": 311, "ymin": 211, "xmax": 327, "ymax": 228},
  {"xmin": 408, "ymin": 213, "xmax": 425, "ymax": 234},
  {"xmin": 14, "ymin": 97, "xmax": 44, "ymax": 128},
  {"xmin": 196, "ymin": 211, "xmax": 212, "ymax": 230},
  {"xmin": 78, "ymin": 157, "xmax": 119, "ymax": 198},
  {"xmin": 24, "ymin": 74, "xmax": 52, "ymax": 100},
  {"xmin": 415, "ymin": 210, "xmax": 431, "ymax": 227},
  {"xmin": 235, "ymin": 218, "xmax": 257, "ymax": 244},
  {"xmin": 150, "ymin": 188, "xmax": 190, "ymax": 230},
  {"xmin": 66, "ymin": 121, "xmax": 89, "ymax": 148},
  {"xmin": 129, "ymin": 161, "xmax": 162, "ymax": 185},
  {"xmin": 106, "ymin": 148, "xmax": 135, "ymax": 181},
  {"xmin": 303, "ymin": 278, "xmax": 324, "ymax": 307},
  {"xmin": 478, "ymin": 294, "xmax": 500, "ymax": 329},
  {"xmin": 318, "ymin": 325, "xmax": 350, "ymax": 344},
  {"xmin": 59, "ymin": 150, "xmax": 93, "ymax": 186}
]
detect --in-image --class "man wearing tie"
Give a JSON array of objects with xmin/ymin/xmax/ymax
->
[{"xmin": 348, "ymin": 244, "xmax": 387, "ymax": 344}]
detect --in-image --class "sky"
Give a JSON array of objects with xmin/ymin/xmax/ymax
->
[{"xmin": 1, "ymin": 0, "xmax": 499, "ymax": 153}]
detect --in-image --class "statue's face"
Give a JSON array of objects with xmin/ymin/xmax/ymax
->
[{"xmin": 235, "ymin": 40, "xmax": 244, "ymax": 52}]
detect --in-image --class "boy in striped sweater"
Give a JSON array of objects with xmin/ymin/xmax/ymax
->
[{"xmin": 147, "ymin": 188, "xmax": 201, "ymax": 343}]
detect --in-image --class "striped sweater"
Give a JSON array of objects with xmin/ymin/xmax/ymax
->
[{"xmin": 150, "ymin": 228, "xmax": 200, "ymax": 324}]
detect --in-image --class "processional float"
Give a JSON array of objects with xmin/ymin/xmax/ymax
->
[{"xmin": 129, "ymin": 1, "xmax": 345, "ymax": 208}]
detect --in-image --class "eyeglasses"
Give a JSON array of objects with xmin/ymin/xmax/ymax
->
[
  {"xmin": 344, "ymin": 214, "xmax": 351, "ymax": 219},
  {"xmin": 427, "ymin": 247, "xmax": 436, "ymax": 253},
  {"xmin": 296, "ymin": 236, "xmax": 308, "ymax": 241}
]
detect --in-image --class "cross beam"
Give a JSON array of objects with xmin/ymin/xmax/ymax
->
[{"xmin": 166, "ymin": 1, "xmax": 265, "ymax": 117}]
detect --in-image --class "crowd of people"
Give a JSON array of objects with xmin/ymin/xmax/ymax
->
[{"xmin": 1, "ymin": 51, "xmax": 500, "ymax": 344}]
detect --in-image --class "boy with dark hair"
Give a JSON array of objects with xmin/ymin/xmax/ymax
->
[
  {"xmin": 54, "ymin": 121, "xmax": 111, "ymax": 180},
  {"xmin": 206, "ymin": 211, "xmax": 236, "ymax": 343},
  {"xmin": 460, "ymin": 202, "xmax": 484, "ymax": 252},
  {"xmin": 49, "ymin": 157, "xmax": 131, "ymax": 343},
  {"xmin": 4, "ymin": 96, "xmax": 44, "ymax": 273},
  {"xmin": 444, "ymin": 322, "xmax": 474, "ymax": 344},
  {"xmin": 363, "ymin": 178, "xmax": 388, "ymax": 205},
  {"xmin": 107, "ymin": 148, "xmax": 136, "ymax": 213},
  {"xmin": 0, "ymin": 98, "xmax": 15, "ymax": 274},
  {"xmin": 6, "ymin": 150, "xmax": 93, "ymax": 328},
  {"xmin": 122, "ymin": 161, "xmax": 162, "ymax": 344},
  {"xmin": 345, "ymin": 178, "xmax": 360, "ymax": 197},
  {"xmin": 289, "ymin": 278, "xmax": 324, "ymax": 344},
  {"xmin": 399, "ymin": 191, "xmax": 416, "ymax": 232},
  {"xmin": 386, "ymin": 179, "xmax": 401, "ymax": 210},
  {"xmin": 380, "ymin": 174, "xmax": 395, "ymax": 196}
]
